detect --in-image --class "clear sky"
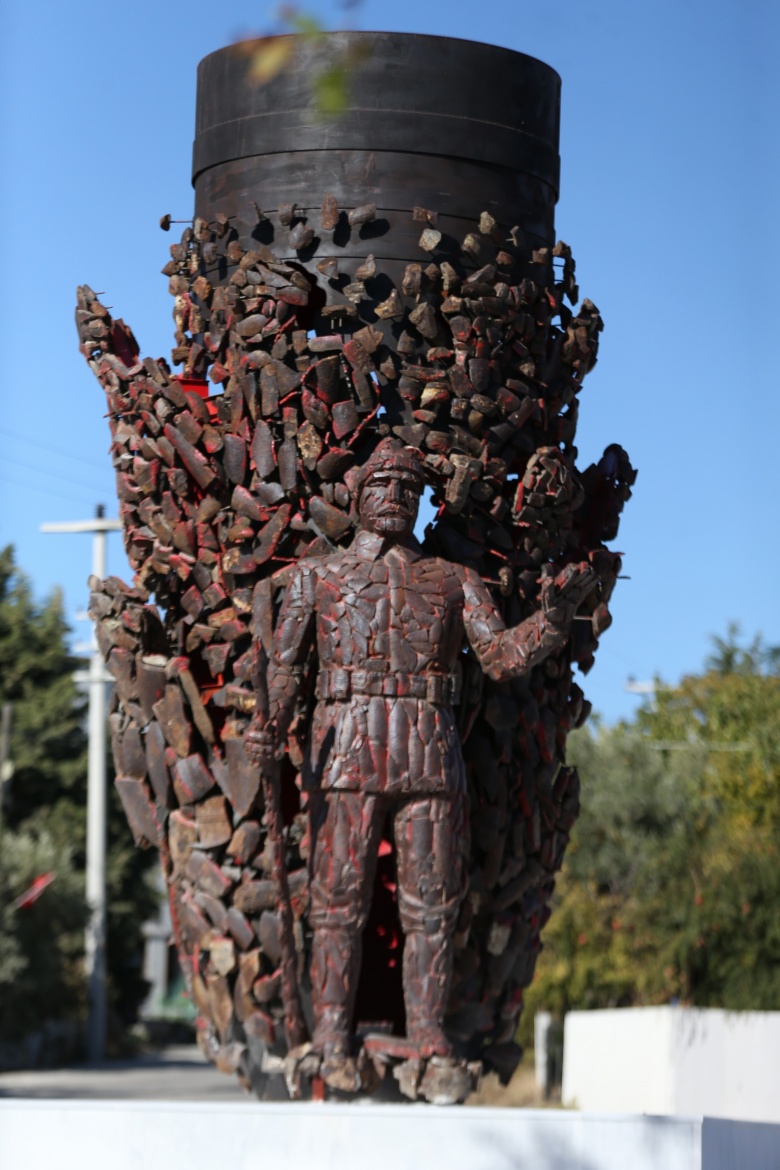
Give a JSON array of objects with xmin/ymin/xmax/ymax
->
[{"xmin": 0, "ymin": 0, "xmax": 777, "ymax": 723}]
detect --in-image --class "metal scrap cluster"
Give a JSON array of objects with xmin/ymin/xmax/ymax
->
[{"xmin": 76, "ymin": 194, "xmax": 635, "ymax": 1093}]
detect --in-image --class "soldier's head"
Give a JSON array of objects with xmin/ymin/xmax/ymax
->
[{"xmin": 349, "ymin": 438, "xmax": 424, "ymax": 538}]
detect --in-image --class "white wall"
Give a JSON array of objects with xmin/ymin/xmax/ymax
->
[
  {"xmin": 563, "ymin": 1007, "xmax": 780, "ymax": 1124},
  {"xmin": 671, "ymin": 1010, "xmax": 780, "ymax": 1122},
  {"xmin": 2, "ymin": 1101, "xmax": 780, "ymax": 1170}
]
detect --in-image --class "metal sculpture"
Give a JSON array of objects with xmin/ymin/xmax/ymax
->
[
  {"xmin": 245, "ymin": 437, "xmax": 595, "ymax": 1096},
  {"xmin": 77, "ymin": 32, "xmax": 635, "ymax": 1103}
]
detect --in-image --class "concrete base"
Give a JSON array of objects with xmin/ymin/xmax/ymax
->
[{"xmin": 2, "ymin": 1101, "xmax": 779, "ymax": 1170}]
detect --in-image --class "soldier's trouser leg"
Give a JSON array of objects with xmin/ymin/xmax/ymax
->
[
  {"xmin": 394, "ymin": 793, "xmax": 467, "ymax": 1058},
  {"xmin": 308, "ymin": 791, "xmax": 384, "ymax": 1056}
]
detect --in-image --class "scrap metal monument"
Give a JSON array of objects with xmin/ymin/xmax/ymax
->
[{"xmin": 78, "ymin": 33, "xmax": 635, "ymax": 1103}]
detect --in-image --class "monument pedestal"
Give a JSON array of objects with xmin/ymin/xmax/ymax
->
[{"xmin": 2, "ymin": 1101, "xmax": 779, "ymax": 1170}]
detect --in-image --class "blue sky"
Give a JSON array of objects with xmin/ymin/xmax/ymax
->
[{"xmin": 1, "ymin": 0, "xmax": 777, "ymax": 722}]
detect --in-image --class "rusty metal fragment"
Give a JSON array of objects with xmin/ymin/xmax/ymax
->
[
  {"xmin": 347, "ymin": 203, "xmax": 376, "ymax": 226},
  {"xmin": 418, "ymin": 227, "xmax": 442, "ymax": 252},
  {"xmin": 115, "ymin": 778, "xmax": 160, "ymax": 847}
]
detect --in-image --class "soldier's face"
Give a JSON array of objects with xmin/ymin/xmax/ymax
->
[{"xmin": 359, "ymin": 470, "xmax": 422, "ymax": 537}]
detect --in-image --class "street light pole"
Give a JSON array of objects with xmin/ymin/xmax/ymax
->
[{"xmin": 41, "ymin": 506, "xmax": 121, "ymax": 1064}]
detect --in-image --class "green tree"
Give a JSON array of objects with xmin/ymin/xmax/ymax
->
[
  {"xmin": 521, "ymin": 627, "xmax": 780, "ymax": 1042},
  {"xmin": 634, "ymin": 627, "xmax": 780, "ymax": 1007},
  {"xmin": 0, "ymin": 831, "xmax": 87, "ymax": 1041},
  {"xmin": 0, "ymin": 546, "xmax": 158, "ymax": 1045}
]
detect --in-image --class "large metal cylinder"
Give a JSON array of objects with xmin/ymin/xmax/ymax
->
[{"xmin": 192, "ymin": 32, "xmax": 561, "ymax": 284}]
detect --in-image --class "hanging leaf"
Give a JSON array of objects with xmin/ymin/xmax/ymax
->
[
  {"xmin": 312, "ymin": 63, "xmax": 350, "ymax": 117},
  {"xmin": 248, "ymin": 37, "xmax": 296, "ymax": 85}
]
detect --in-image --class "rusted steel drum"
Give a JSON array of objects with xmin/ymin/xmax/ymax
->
[{"xmin": 192, "ymin": 32, "xmax": 561, "ymax": 287}]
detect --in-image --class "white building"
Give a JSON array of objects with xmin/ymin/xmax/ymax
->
[{"xmin": 563, "ymin": 1006, "xmax": 780, "ymax": 1123}]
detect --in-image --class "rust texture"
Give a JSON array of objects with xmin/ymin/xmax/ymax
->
[{"xmin": 77, "ymin": 89, "xmax": 634, "ymax": 1103}]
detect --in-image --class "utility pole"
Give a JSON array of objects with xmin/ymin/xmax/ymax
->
[
  {"xmin": 41, "ymin": 505, "xmax": 121, "ymax": 1064},
  {"xmin": 626, "ymin": 677, "xmax": 657, "ymax": 711},
  {"xmin": 0, "ymin": 701, "xmax": 12, "ymax": 834}
]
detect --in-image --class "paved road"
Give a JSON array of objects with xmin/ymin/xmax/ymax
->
[
  {"xmin": 0, "ymin": 1045, "xmax": 251, "ymax": 1101},
  {"xmin": 0, "ymin": 1043, "xmax": 548, "ymax": 1107}
]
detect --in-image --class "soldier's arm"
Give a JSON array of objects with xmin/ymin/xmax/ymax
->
[
  {"xmin": 268, "ymin": 561, "xmax": 317, "ymax": 742},
  {"xmin": 249, "ymin": 562, "xmax": 316, "ymax": 759},
  {"xmin": 461, "ymin": 563, "xmax": 596, "ymax": 683}
]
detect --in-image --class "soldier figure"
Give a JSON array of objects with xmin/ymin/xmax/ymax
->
[{"xmin": 246, "ymin": 438, "xmax": 595, "ymax": 1088}]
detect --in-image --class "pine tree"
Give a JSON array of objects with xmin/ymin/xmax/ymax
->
[{"xmin": 0, "ymin": 546, "xmax": 158, "ymax": 1045}]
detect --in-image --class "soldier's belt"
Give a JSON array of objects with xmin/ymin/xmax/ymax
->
[{"xmin": 316, "ymin": 668, "xmax": 461, "ymax": 706}]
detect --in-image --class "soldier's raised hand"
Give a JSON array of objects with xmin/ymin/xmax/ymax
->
[{"xmin": 540, "ymin": 562, "xmax": 599, "ymax": 629}]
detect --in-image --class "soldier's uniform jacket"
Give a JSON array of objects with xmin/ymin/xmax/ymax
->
[{"xmin": 266, "ymin": 528, "xmax": 564, "ymax": 796}]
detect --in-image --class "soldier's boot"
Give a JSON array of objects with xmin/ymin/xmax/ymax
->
[
  {"xmin": 309, "ymin": 926, "xmax": 363, "ymax": 1091},
  {"xmin": 402, "ymin": 928, "xmax": 454, "ymax": 1059}
]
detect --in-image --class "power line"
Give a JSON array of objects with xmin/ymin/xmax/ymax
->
[
  {"xmin": 0, "ymin": 428, "xmax": 110, "ymax": 471},
  {"xmin": 643, "ymin": 740, "xmax": 753, "ymax": 753},
  {"xmin": 1, "ymin": 453, "xmax": 110, "ymax": 495},
  {"xmin": 0, "ymin": 472, "xmax": 100, "ymax": 509}
]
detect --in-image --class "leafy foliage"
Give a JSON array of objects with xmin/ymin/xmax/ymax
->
[
  {"xmin": 520, "ymin": 627, "xmax": 780, "ymax": 1042},
  {"xmin": 241, "ymin": 4, "xmax": 370, "ymax": 117},
  {"xmin": 0, "ymin": 831, "xmax": 87, "ymax": 1041},
  {"xmin": 0, "ymin": 547, "xmax": 159, "ymax": 1044}
]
